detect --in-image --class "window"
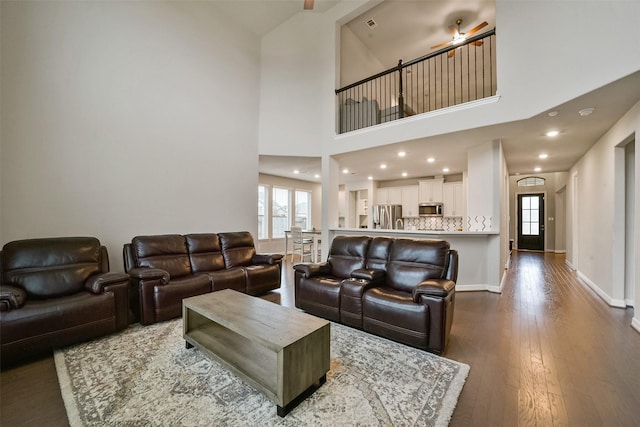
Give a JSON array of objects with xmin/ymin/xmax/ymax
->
[
  {"xmin": 257, "ymin": 185, "xmax": 268, "ymax": 239},
  {"xmin": 517, "ymin": 177, "xmax": 545, "ymax": 187},
  {"xmin": 272, "ymin": 187, "xmax": 290, "ymax": 238},
  {"xmin": 295, "ymin": 190, "xmax": 311, "ymax": 230},
  {"xmin": 521, "ymin": 195, "xmax": 540, "ymax": 235}
]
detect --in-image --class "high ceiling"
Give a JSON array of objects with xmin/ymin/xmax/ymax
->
[{"xmin": 231, "ymin": 1, "xmax": 640, "ymax": 184}]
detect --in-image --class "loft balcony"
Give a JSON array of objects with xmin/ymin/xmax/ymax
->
[{"xmin": 336, "ymin": 29, "xmax": 497, "ymax": 134}]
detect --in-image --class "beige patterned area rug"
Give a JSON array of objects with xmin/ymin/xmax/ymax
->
[{"xmin": 55, "ymin": 318, "xmax": 469, "ymax": 426}]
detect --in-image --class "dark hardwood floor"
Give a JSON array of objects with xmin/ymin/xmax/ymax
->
[{"xmin": 2, "ymin": 251, "xmax": 639, "ymax": 426}]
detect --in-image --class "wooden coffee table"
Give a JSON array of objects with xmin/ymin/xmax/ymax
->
[{"xmin": 182, "ymin": 289, "xmax": 330, "ymax": 416}]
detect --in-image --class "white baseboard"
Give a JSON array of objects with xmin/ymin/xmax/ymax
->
[
  {"xmin": 625, "ymin": 298, "xmax": 635, "ymax": 308},
  {"xmin": 457, "ymin": 283, "xmax": 502, "ymax": 293},
  {"xmin": 576, "ymin": 270, "xmax": 627, "ymax": 308},
  {"xmin": 565, "ymin": 259, "xmax": 576, "ymax": 271},
  {"xmin": 632, "ymin": 317, "xmax": 640, "ymax": 334},
  {"xmin": 554, "ymin": 249, "xmax": 567, "ymax": 254}
]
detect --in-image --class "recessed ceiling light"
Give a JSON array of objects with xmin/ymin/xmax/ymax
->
[
  {"xmin": 314, "ymin": 174, "xmax": 320, "ymax": 179},
  {"xmin": 548, "ymin": 111, "xmax": 559, "ymax": 117},
  {"xmin": 380, "ymin": 164, "xmax": 387, "ymax": 169},
  {"xmin": 402, "ymin": 172, "xmax": 408, "ymax": 177},
  {"xmin": 427, "ymin": 157, "xmax": 435, "ymax": 163},
  {"xmin": 368, "ymin": 176, "xmax": 373, "ymax": 180},
  {"xmin": 443, "ymin": 167, "xmax": 449, "ymax": 173},
  {"xmin": 578, "ymin": 107, "xmax": 595, "ymax": 116},
  {"xmin": 546, "ymin": 130, "xmax": 560, "ymax": 137},
  {"xmin": 534, "ymin": 167, "xmax": 542, "ymax": 172},
  {"xmin": 342, "ymin": 168, "xmax": 349, "ymax": 174},
  {"xmin": 293, "ymin": 169, "xmax": 300, "ymax": 174},
  {"xmin": 398, "ymin": 151, "xmax": 406, "ymax": 157},
  {"xmin": 539, "ymin": 153, "xmax": 548, "ymax": 159}
]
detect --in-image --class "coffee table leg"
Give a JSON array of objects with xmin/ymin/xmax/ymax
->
[{"xmin": 276, "ymin": 374, "xmax": 327, "ymax": 417}]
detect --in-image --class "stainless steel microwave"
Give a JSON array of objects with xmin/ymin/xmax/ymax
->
[{"xmin": 419, "ymin": 202, "xmax": 443, "ymax": 216}]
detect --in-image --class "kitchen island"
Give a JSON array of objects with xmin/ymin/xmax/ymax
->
[{"xmin": 328, "ymin": 228, "xmax": 504, "ymax": 293}]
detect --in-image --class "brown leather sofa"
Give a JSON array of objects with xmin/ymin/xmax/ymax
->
[
  {"xmin": 0, "ymin": 237, "xmax": 130, "ymax": 367},
  {"xmin": 123, "ymin": 231, "xmax": 282, "ymax": 325},
  {"xmin": 293, "ymin": 235, "xmax": 457, "ymax": 354}
]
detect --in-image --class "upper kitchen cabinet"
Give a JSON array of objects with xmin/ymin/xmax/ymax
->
[
  {"xmin": 418, "ymin": 178, "xmax": 444, "ymax": 203},
  {"xmin": 401, "ymin": 185, "xmax": 419, "ymax": 217},
  {"xmin": 377, "ymin": 187, "xmax": 402, "ymax": 205},
  {"xmin": 443, "ymin": 181, "xmax": 465, "ymax": 217}
]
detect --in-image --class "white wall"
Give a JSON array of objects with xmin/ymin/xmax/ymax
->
[
  {"xmin": 340, "ymin": 24, "xmax": 385, "ymax": 87},
  {"xmin": 568, "ymin": 100, "xmax": 640, "ymax": 314},
  {"xmin": 0, "ymin": 1, "xmax": 261, "ymax": 271}
]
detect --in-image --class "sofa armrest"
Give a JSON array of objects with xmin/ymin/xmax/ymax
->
[
  {"xmin": 0, "ymin": 285, "xmax": 27, "ymax": 311},
  {"xmin": 350, "ymin": 268, "xmax": 385, "ymax": 282},
  {"xmin": 292, "ymin": 262, "xmax": 331, "ymax": 278},
  {"xmin": 127, "ymin": 267, "xmax": 170, "ymax": 284},
  {"xmin": 252, "ymin": 253, "xmax": 284, "ymax": 265},
  {"xmin": 412, "ymin": 279, "xmax": 456, "ymax": 302},
  {"xmin": 85, "ymin": 272, "xmax": 130, "ymax": 294}
]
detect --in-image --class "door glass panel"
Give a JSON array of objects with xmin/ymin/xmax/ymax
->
[{"xmin": 521, "ymin": 195, "xmax": 540, "ymax": 236}]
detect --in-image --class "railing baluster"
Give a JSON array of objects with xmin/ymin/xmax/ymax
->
[{"xmin": 335, "ymin": 29, "xmax": 496, "ymax": 134}]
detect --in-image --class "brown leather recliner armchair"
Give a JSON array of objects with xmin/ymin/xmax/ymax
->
[
  {"xmin": 294, "ymin": 235, "xmax": 457, "ymax": 355},
  {"xmin": 0, "ymin": 237, "xmax": 130, "ymax": 367}
]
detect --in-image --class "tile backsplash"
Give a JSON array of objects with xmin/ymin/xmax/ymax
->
[{"xmin": 404, "ymin": 216, "xmax": 492, "ymax": 232}]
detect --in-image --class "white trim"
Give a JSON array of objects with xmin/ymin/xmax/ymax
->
[
  {"xmin": 632, "ymin": 317, "xmax": 640, "ymax": 334},
  {"xmin": 334, "ymin": 95, "xmax": 502, "ymax": 140},
  {"xmin": 565, "ymin": 259, "xmax": 576, "ymax": 270},
  {"xmin": 554, "ymin": 249, "xmax": 567, "ymax": 254},
  {"xmin": 457, "ymin": 283, "xmax": 502, "ymax": 293},
  {"xmin": 576, "ymin": 270, "xmax": 626, "ymax": 308},
  {"xmin": 624, "ymin": 298, "xmax": 634, "ymax": 308}
]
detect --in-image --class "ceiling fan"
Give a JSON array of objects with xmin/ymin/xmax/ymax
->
[
  {"xmin": 431, "ymin": 19, "xmax": 488, "ymax": 57},
  {"xmin": 303, "ymin": 0, "xmax": 314, "ymax": 10}
]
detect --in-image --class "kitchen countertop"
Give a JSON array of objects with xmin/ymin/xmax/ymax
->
[{"xmin": 330, "ymin": 228, "xmax": 498, "ymax": 236}]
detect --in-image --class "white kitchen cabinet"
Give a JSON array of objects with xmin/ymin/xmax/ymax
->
[
  {"xmin": 443, "ymin": 182, "xmax": 465, "ymax": 217},
  {"xmin": 401, "ymin": 185, "xmax": 419, "ymax": 217},
  {"xmin": 377, "ymin": 187, "xmax": 402, "ymax": 205},
  {"xmin": 418, "ymin": 178, "xmax": 444, "ymax": 203}
]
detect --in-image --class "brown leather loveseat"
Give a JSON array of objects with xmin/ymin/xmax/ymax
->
[
  {"xmin": 123, "ymin": 231, "xmax": 282, "ymax": 325},
  {"xmin": 0, "ymin": 237, "xmax": 130, "ymax": 367},
  {"xmin": 293, "ymin": 235, "xmax": 458, "ymax": 354}
]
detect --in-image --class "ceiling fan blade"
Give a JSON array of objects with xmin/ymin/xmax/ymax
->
[
  {"xmin": 448, "ymin": 25, "xmax": 458, "ymax": 36},
  {"xmin": 448, "ymin": 50, "xmax": 456, "ymax": 58},
  {"xmin": 431, "ymin": 40, "xmax": 453, "ymax": 49},
  {"xmin": 303, "ymin": 0, "xmax": 314, "ymax": 10},
  {"xmin": 470, "ymin": 41, "xmax": 484, "ymax": 46},
  {"xmin": 466, "ymin": 21, "xmax": 488, "ymax": 36}
]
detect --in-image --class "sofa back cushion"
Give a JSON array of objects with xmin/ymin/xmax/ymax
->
[
  {"xmin": 218, "ymin": 232, "xmax": 256, "ymax": 268},
  {"xmin": 131, "ymin": 235, "xmax": 191, "ymax": 278},
  {"xmin": 327, "ymin": 236, "xmax": 371, "ymax": 279},
  {"xmin": 386, "ymin": 239, "xmax": 450, "ymax": 292},
  {"xmin": 365, "ymin": 237, "xmax": 394, "ymax": 271},
  {"xmin": 1, "ymin": 237, "xmax": 103, "ymax": 299},
  {"xmin": 185, "ymin": 233, "xmax": 226, "ymax": 273}
]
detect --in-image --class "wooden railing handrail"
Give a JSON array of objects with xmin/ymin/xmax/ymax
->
[{"xmin": 335, "ymin": 28, "xmax": 496, "ymax": 95}]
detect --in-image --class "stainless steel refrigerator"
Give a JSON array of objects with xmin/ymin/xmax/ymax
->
[{"xmin": 372, "ymin": 204, "xmax": 403, "ymax": 229}]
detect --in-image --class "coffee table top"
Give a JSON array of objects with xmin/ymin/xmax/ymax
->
[{"xmin": 183, "ymin": 289, "xmax": 330, "ymax": 351}]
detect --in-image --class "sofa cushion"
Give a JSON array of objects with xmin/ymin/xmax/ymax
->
[
  {"xmin": 386, "ymin": 239, "xmax": 450, "ymax": 292},
  {"xmin": 2, "ymin": 237, "xmax": 102, "ymax": 299},
  {"xmin": 326, "ymin": 235, "xmax": 371, "ymax": 279},
  {"xmin": 365, "ymin": 237, "xmax": 394, "ymax": 270},
  {"xmin": 184, "ymin": 234, "xmax": 226, "ymax": 273},
  {"xmin": 132, "ymin": 235, "xmax": 191, "ymax": 279},
  {"xmin": 218, "ymin": 232, "xmax": 256, "ymax": 268}
]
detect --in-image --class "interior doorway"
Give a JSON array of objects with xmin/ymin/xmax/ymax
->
[{"xmin": 517, "ymin": 193, "xmax": 545, "ymax": 251}]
